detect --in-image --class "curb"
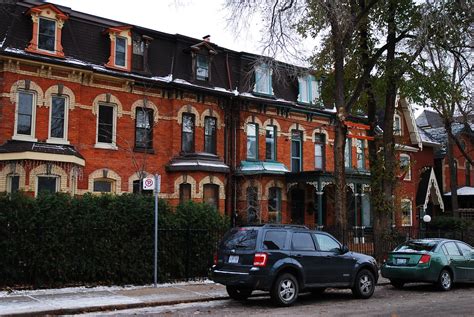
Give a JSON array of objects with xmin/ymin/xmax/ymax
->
[
  {"xmin": 4, "ymin": 282, "xmax": 391, "ymax": 316},
  {"xmin": 3, "ymin": 295, "xmax": 230, "ymax": 317}
]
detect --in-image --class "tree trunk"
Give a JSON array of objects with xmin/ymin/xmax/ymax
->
[
  {"xmin": 445, "ymin": 122, "xmax": 459, "ymax": 216},
  {"xmin": 374, "ymin": 0, "xmax": 398, "ymax": 258},
  {"xmin": 332, "ymin": 26, "xmax": 348, "ymax": 242}
]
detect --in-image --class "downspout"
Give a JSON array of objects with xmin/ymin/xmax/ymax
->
[{"xmin": 226, "ymin": 52, "xmax": 237, "ymax": 227}]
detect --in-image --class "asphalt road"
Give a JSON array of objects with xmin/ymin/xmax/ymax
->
[{"xmin": 78, "ymin": 283, "xmax": 474, "ymax": 317}]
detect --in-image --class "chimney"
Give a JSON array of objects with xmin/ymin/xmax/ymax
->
[{"xmin": 203, "ymin": 35, "xmax": 211, "ymax": 42}]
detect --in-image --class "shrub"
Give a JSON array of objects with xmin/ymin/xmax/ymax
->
[{"xmin": 0, "ymin": 192, "xmax": 229, "ymax": 288}]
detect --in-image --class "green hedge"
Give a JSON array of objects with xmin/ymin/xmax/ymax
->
[{"xmin": 0, "ymin": 192, "xmax": 229, "ymax": 288}]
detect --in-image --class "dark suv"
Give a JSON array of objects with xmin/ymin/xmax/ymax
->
[{"xmin": 210, "ymin": 224, "xmax": 378, "ymax": 306}]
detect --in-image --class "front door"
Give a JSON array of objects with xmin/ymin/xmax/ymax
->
[{"xmin": 290, "ymin": 188, "xmax": 305, "ymax": 225}]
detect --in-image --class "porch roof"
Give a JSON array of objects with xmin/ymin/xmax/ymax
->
[
  {"xmin": 285, "ymin": 170, "xmax": 371, "ymax": 184},
  {"xmin": 0, "ymin": 140, "xmax": 85, "ymax": 166},
  {"xmin": 236, "ymin": 161, "xmax": 290, "ymax": 175}
]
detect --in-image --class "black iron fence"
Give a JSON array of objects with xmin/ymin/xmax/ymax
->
[
  {"xmin": 320, "ymin": 226, "xmax": 474, "ymax": 260},
  {"xmin": 158, "ymin": 228, "xmax": 226, "ymax": 282}
]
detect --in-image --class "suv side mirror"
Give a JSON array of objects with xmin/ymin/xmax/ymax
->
[{"xmin": 340, "ymin": 245, "xmax": 349, "ymax": 254}]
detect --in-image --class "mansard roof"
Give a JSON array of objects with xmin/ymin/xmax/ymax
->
[{"xmin": 0, "ymin": 0, "xmax": 340, "ymax": 118}]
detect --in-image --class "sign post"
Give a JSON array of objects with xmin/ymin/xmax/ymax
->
[{"xmin": 143, "ymin": 175, "xmax": 160, "ymax": 288}]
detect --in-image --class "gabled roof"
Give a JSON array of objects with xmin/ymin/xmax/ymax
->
[
  {"xmin": 416, "ymin": 167, "xmax": 444, "ymax": 212},
  {"xmin": 398, "ymin": 98, "xmax": 422, "ymax": 149}
]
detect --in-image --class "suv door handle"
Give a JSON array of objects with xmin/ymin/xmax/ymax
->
[{"xmin": 294, "ymin": 254, "xmax": 303, "ymax": 258}]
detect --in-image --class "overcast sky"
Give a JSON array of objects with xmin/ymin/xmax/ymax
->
[{"xmin": 49, "ymin": 0, "xmax": 265, "ymax": 55}]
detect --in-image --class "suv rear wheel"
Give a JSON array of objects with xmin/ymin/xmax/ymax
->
[
  {"xmin": 226, "ymin": 286, "xmax": 252, "ymax": 300},
  {"xmin": 271, "ymin": 273, "xmax": 299, "ymax": 306},
  {"xmin": 352, "ymin": 269, "xmax": 375, "ymax": 299}
]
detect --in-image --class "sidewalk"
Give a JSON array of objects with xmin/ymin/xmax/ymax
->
[{"xmin": 0, "ymin": 277, "xmax": 390, "ymax": 316}]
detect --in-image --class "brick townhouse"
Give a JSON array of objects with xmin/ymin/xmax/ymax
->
[{"xmin": 0, "ymin": 0, "xmax": 449, "ymax": 230}]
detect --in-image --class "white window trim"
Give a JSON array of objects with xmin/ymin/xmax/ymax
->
[
  {"xmin": 394, "ymin": 113, "xmax": 402, "ymax": 136},
  {"xmin": 38, "ymin": 17, "xmax": 57, "ymax": 54},
  {"xmin": 400, "ymin": 154, "xmax": 411, "ymax": 181},
  {"xmin": 35, "ymin": 175, "xmax": 59, "ymax": 197},
  {"xmin": 401, "ymin": 199, "xmax": 413, "ymax": 227},
  {"xmin": 46, "ymin": 94, "xmax": 70, "ymax": 145},
  {"xmin": 13, "ymin": 90, "xmax": 38, "ymax": 142},
  {"xmin": 314, "ymin": 139, "xmax": 324, "ymax": 170},
  {"xmin": 95, "ymin": 103, "xmax": 118, "ymax": 150},
  {"xmin": 115, "ymin": 36, "xmax": 128, "ymax": 69},
  {"xmin": 298, "ymin": 75, "xmax": 319, "ymax": 104}
]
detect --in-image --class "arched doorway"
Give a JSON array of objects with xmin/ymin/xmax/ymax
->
[{"xmin": 290, "ymin": 187, "xmax": 305, "ymax": 224}]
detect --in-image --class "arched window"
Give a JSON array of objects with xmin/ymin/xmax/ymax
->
[
  {"xmin": 247, "ymin": 186, "xmax": 259, "ymax": 223},
  {"xmin": 400, "ymin": 154, "xmax": 411, "ymax": 181},
  {"xmin": 314, "ymin": 134, "xmax": 325, "ymax": 170},
  {"xmin": 135, "ymin": 107, "xmax": 154, "ymax": 149},
  {"xmin": 246, "ymin": 123, "xmax": 258, "ymax": 160},
  {"xmin": 181, "ymin": 113, "xmax": 195, "ymax": 153},
  {"xmin": 179, "ymin": 183, "xmax": 191, "ymax": 204},
  {"xmin": 268, "ymin": 187, "xmax": 282, "ymax": 223},
  {"xmin": 401, "ymin": 199, "xmax": 412, "ymax": 227},
  {"xmin": 291, "ymin": 130, "xmax": 303, "ymax": 172},
  {"xmin": 393, "ymin": 113, "xmax": 402, "ymax": 135},
  {"xmin": 14, "ymin": 90, "xmax": 37, "ymax": 141},
  {"xmin": 93, "ymin": 178, "xmax": 115, "ymax": 193},
  {"xmin": 203, "ymin": 184, "xmax": 219, "ymax": 210},
  {"xmin": 204, "ymin": 116, "xmax": 217, "ymax": 154}
]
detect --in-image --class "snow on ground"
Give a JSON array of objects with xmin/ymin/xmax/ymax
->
[{"xmin": 0, "ymin": 279, "xmax": 214, "ymax": 297}]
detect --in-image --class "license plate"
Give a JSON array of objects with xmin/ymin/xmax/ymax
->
[
  {"xmin": 228, "ymin": 255, "xmax": 239, "ymax": 263},
  {"xmin": 395, "ymin": 258, "xmax": 407, "ymax": 265}
]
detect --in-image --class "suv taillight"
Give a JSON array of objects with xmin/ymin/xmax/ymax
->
[
  {"xmin": 418, "ymin": 254, "xmax": 431, "ymax": 264},
  {"xmin": 253, "ymin": 252, "xmax": 268, "ymax": 267},
  {"xmin": 213, "ymin": 252, "xmax": 218, "ymax": 265}
]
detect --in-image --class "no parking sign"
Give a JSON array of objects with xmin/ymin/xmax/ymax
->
[
  {"xmin": 143, "ymin": 175, "xmax": 160, "ymax": 192},
  {"xmin": 143, "ymin": 177, "xmax": 155, "ymax": 190}
]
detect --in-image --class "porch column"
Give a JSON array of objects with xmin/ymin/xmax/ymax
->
[
  {"xmin": 316, "ymin": 180, "xmax": 323, "ymax": 227},
  {"xmin": 354, "ymin": 184, "xmax": 359, "ymax": 227}
]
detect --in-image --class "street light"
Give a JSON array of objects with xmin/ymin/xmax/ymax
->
[{"xmin": 423, "ymin": 215, "xmax": 431, "ymax": 223}]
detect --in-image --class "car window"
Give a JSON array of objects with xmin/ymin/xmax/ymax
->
[
  {"xmin": 263, "ymin": 230, "xmax": 287, "ymax": 250},
  {"xmin": 444, "ymin": 242, "xmax": 461, "ymax": 256},
  {"xmin": 220, "ymin": 228, "xmax": 257, "ymax": 250},
  {"xmin": 395, "ymin": 241, "xmax": 437, "ymax": 252},
  {"xmin": 291, "ymin": 232, "xmax": 316, "ymax": 251},
  {"xmin": 315, "ymin": 233, "xmax": 340, "ymax": 252},
  {"xmin": 456, "ymin": 242, "xmax": 473, "ymax": 256}
]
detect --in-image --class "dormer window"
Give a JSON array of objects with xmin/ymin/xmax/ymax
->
[
  {"xmin": 115, "ymin": 37, "xmax": 127, "ymax": 67},
  {"xmin": 196, "ymin": 55, "xmax": 209, "ymax": 81},
  {"xmin": 298, "ymin": 74, "xmax": 320, "ymax": 105},
  {"xmin": 132, "ymin": 34, "xmax": 152, "ymax": 72},
  {"xmin": 190, "ymin": 39, "xmax": 216, "ymax": 82},
  {"xmin": 254, "ymin": 63, "xmax": 273, "ymax": 95},
  {"xmin": 38, "ymin": 18, "xmax": 56, "ymax": 51},
  {"xmin": 25, "ymin": 4, "xmax": 68, "ymax": 58},
  {"xmin": 105, "ymin": 26, "xmax": 132, "ymax": 72}
]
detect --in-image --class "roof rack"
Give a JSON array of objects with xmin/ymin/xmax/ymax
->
[{"xmin": 262, "ymin": 224, "xmax": 309, "ymax": 229}]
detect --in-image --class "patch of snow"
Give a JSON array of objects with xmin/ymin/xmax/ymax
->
[
  {"xmin": 4, "ymin": 47, "xmax": 26, "ymax": 54},
  {"xmin": 64, "ymin": 57, "xmax": 88, "ymax": 66},
  {"xmin": 445, "ymin": 186, "xmax": 474, "ymax": 196},
  {"xmin": 213, "ymin": 86, "xmax": 230, "ymax": 93},
  {"xmin": 0, "ymin": 279, "xmax": 214, "ymax": 298}
]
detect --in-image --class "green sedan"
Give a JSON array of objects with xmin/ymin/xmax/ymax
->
[{"xmin": 381, "ymin": 238, "xmax": 474, "ymax": 291}]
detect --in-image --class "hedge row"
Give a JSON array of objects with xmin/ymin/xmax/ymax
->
[{"xmin": 0, "ymin": 192, "xmax": 229, "ymax": 288}]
